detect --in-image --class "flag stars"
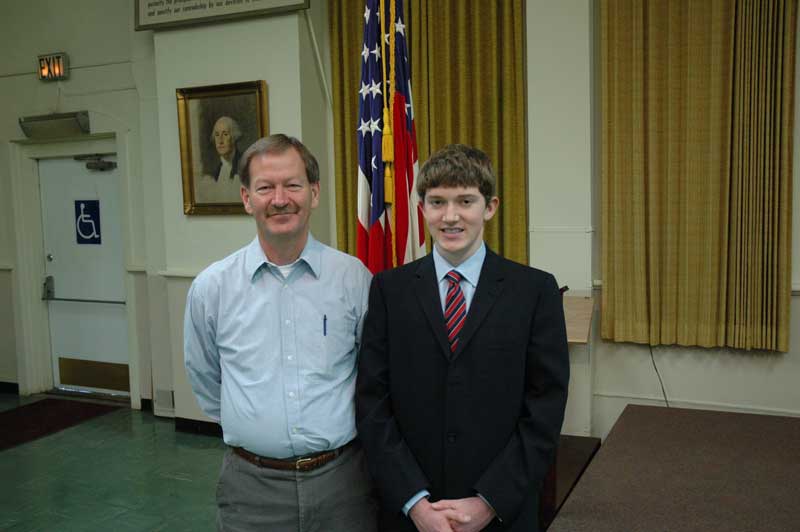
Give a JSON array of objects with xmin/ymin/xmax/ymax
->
[
  {"xmin": 370, "ymin": 44, "xmax": 381, "ymax": 61},
  {"xmin": 395, "ymin": 17, "xmax": 406, "ymax": 36},
  {"xmin": 357, "ymin": 119, "xmax": 370, "ymax": 136},
  {"xmin": 368, "ymin": 80, "xmax": 382, "ymax": 97},
  {"xmin": 362, "ymin": 44, "xmax": 369, "ymax": 62},
  {"xmin": 363, "ymin": 5, "xmax": 370, "ymax": 24},
  {"xmin": 371, "ymin": 156, "xmax": 378, "ymax": 170},
  {"xmin": 359, "ymin": 81, "xmax": 370, "ymax": 99},
  {"xmin": 369, "ymin": 118, "xmax": 381, "ymax": 135}
]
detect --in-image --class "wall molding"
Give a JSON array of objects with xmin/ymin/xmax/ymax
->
[
  {"xmin": 594, "ymin": 391, "xmax": 800, "ymax": 419},
  {"xmin": 158, "ymin": 269, "xmax": 198, "ymax": 279},
  {"xmin": 530, "ymin": 225, "xmax": 594, "ymax": 234}
]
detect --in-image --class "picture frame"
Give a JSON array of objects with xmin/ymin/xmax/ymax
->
[{"xmin": 177, "ymin": 80, "xmax": 268, "ymax": 215}]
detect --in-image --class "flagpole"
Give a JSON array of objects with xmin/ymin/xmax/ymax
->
[
  {"xmin": 379, "ymin": 0, "xmax": 396, "ymax": 267},
  {"xmin": 388, "ymin": 0, "xmax": 398, "ymax": 266}
]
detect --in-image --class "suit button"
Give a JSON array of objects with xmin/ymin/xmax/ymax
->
[
  {"xmin": 447, "ymin": 432, "xmax": 457, "ymax": 443},
  {"xmin": 447, "ymin": 376, "xmax": 462, "ymax": 386}
]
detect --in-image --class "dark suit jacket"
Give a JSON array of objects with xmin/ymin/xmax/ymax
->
[{"xmin": 356, "ymin": 249, "xmax": 569, "ymax": 532}]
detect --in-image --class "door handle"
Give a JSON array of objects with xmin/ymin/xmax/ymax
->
[{"xmin": 42, "ymin": 275, "xmax": 55, "ymax": 300}]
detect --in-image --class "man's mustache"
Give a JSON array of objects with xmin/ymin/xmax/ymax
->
[{"xmin": 267, "ymin": 208, "xmax": 298, "ymax": 217}]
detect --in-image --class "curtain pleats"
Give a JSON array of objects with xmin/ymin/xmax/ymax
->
[
  {"xmin": 410, "ymin": 0, "xmax": 528, "ymax": 263},
  {"xmin": 329, "ymin": 0, "xmax": 365, "ymax": 255},
  {"xmin": 601, "ymin": 0, "xmax": 795, "ymax": 351}
]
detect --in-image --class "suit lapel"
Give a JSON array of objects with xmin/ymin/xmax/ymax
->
[
  {"xmin": 452, "ymin": 249, "xmax": 505, "ymax": 359},
  {"xmin": 414, "ymin": 256, "xmax": 452, "ymax": 358}
]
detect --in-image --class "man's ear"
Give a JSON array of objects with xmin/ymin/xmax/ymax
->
[
  {"xmin": 310, "ymin": 181, "xmax": 320, "ymax": 209},
  {"xmin": 483, "ymin": 196, "xmax": 499, "ymax": 221},
  {"xmin": 241, "ymin": 186, "xmax": 253, "ymax": 214}
]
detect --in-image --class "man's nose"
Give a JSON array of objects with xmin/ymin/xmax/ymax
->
[
  {"xmin": 443, "ymin": 203, "xmax": 459, "ymax": 221},
  {"xmin": 272, "ymin": 186, "xmax": 288, "ymax": 206}
]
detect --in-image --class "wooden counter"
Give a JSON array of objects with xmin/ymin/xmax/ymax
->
[{"xmin": 563, "ymin": 295, "xmax": 593, "ymax": 344}]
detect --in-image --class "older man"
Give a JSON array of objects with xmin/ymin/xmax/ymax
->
[
  {"xmin": 185, "ymin": 134, "xmax": 377, "ymax": 532},
  {"xmin": 210, "ymin": 116, "xmax": 243, "ymax": 181}
]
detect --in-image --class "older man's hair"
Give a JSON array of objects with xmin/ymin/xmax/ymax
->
[
  {"xmin": 238, "ymin": 134, "xmax": 320, "ymax": 188},
  {"xmin": 416, "ymin": 144, "xmax": 496, "ymax": 204},
  {"xmin": 210, "ymin": 116, "xmax": 243, "ymax": 143}
]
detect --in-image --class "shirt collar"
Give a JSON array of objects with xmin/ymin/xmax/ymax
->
[
  {"xmin": 432, "ymin": 242, "xmax": 486, "ymax": 287},
  {"xmin": 245, "ymin": 233, "xmax": 322, "ymax": 281}
]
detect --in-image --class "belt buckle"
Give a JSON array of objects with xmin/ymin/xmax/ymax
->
[{"xmin": 295, "ymin": 456, "xmax": 315, "ymax": 471}]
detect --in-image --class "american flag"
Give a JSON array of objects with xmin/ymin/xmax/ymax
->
[{"xmin": 356, "ymin": 0, "xmax": 425, "ymax": 273}]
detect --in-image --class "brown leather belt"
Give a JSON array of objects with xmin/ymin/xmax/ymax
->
[{"xmin": 232, "ymin": 439, "xmax": 355, "ymax": 472}]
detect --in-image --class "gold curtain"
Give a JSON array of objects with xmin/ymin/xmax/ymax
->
[
  {"xmin": 330, "ymin": 0, "xmax": 528, "ymax": 263},
  {"xmin": 330, "ymin": 0, "xmax": 365, "ymax": 255},
  {"xmin": 601, "ymin": 0, "xmax": 795, "ymax": 351},
  {"xmin": 409, "ymin": 0, "xmax": 527, "ymax": 263}
]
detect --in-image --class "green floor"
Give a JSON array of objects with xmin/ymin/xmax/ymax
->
[{"xmin": 0, "ymin": 394, "xmax": 225, "ymax": 531}]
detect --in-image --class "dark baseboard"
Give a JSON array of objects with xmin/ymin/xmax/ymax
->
[
  {"xmin": 140, "ymin": 398, "xmax": 153, "ymax": 412},
  {"xmin": 0, "ymin": 382, "xmax": 20, "ymax": 394},
  {"xmin": 175, "ymin": 417, "xmax": 223, "ymax": 438}
]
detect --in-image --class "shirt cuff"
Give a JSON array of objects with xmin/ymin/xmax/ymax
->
[
  {"xmin": 402, "ymin": 490, "xmax": 430, "ymax": 516},
  {"xmin": 476, "ymin": 493, "xmax": 501, "ymax": 523}
]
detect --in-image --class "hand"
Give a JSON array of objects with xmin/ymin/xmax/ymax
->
[
  {"xmin": 409, "ymin": 497, "xmax": 471, "ymax": 532},
  {"xmin": 430, "ymin": 497, "xmax": 496, "ymax": 532}
]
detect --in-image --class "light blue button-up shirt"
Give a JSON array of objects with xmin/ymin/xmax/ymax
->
[{"xmin": 184, "ymin": 235, "xmax": 372, "ymax": 458}]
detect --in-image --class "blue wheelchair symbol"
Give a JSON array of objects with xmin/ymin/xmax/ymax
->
[{"xmin": 75, "ymin": 200, "xmax": 101, "ymax": 244}]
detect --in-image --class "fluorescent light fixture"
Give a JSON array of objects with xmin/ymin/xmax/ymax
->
[{"xmin": 18, "ymin": 111, "xmax": 90, "ymax": 139}]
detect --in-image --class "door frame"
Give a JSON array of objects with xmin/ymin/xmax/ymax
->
[{"xmin": 9, "ymin": 133, "xmax": 142, "ymax": 409}]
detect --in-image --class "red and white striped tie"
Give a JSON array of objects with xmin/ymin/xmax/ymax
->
[{"xmin": 444, "ymin": 270, "xmax": 466, "ymax": 352}]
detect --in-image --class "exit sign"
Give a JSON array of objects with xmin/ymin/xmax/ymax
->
[{"xmin": 37, "ymin": 53, "xmax": 69, "ymax": 81}]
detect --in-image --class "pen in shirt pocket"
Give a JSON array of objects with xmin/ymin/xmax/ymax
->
[{"xmin": 323, "ymin": 314, "xmax": 327, "ymax": 336}]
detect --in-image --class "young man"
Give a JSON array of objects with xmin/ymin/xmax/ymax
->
[
  {"xmin": 356, "ymin": 144, "xmax": 569, "ymax": 532},
  {"xmin": 185, "ymin": 134, "xmax": 376, "ymax": 532}
]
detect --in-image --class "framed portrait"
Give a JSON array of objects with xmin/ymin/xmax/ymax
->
[{"xmin": 177, "ymin": 80, "xmax": 268, "ymax": 215}]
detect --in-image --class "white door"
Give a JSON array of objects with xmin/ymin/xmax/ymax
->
[{"xmin": 38, "ymin": 156, "xmax": 129, "ymax": 395}]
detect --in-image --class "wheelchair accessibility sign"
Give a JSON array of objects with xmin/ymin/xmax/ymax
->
[{"xmin": 74, "ymin": 200, "xmax": 101, "ymax": 244}]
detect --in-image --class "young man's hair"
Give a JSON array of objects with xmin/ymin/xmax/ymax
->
[
  {"xmin": 416, "ymin": 144, "xmax": 496, "ymax": 204},
  {"xmin": 238, "ymin": 134, "xmax": 320, "ymax": 188}
]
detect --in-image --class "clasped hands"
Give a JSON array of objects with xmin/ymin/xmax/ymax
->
[{"xmin": 409, "ymin": 495, "xmax": 495, "ymax": 532}]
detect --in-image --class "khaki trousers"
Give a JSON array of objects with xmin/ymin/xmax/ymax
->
[{"xmin": 216, "ymin": 443, "xmax": 378, "ymax": 532}]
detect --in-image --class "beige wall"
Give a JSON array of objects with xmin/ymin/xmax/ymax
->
[{"xmin": 0, "ymin": 0, "xmax": 144, "ymax": 391}]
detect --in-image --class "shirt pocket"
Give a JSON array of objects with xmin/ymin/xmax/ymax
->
[
  {"xmin": 322, "ymin": 312, "xmax": 359, "ymax": 376},
  {"xmin": 294, "ymin": 296, "xmax": 358, "ymax": 379}
]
